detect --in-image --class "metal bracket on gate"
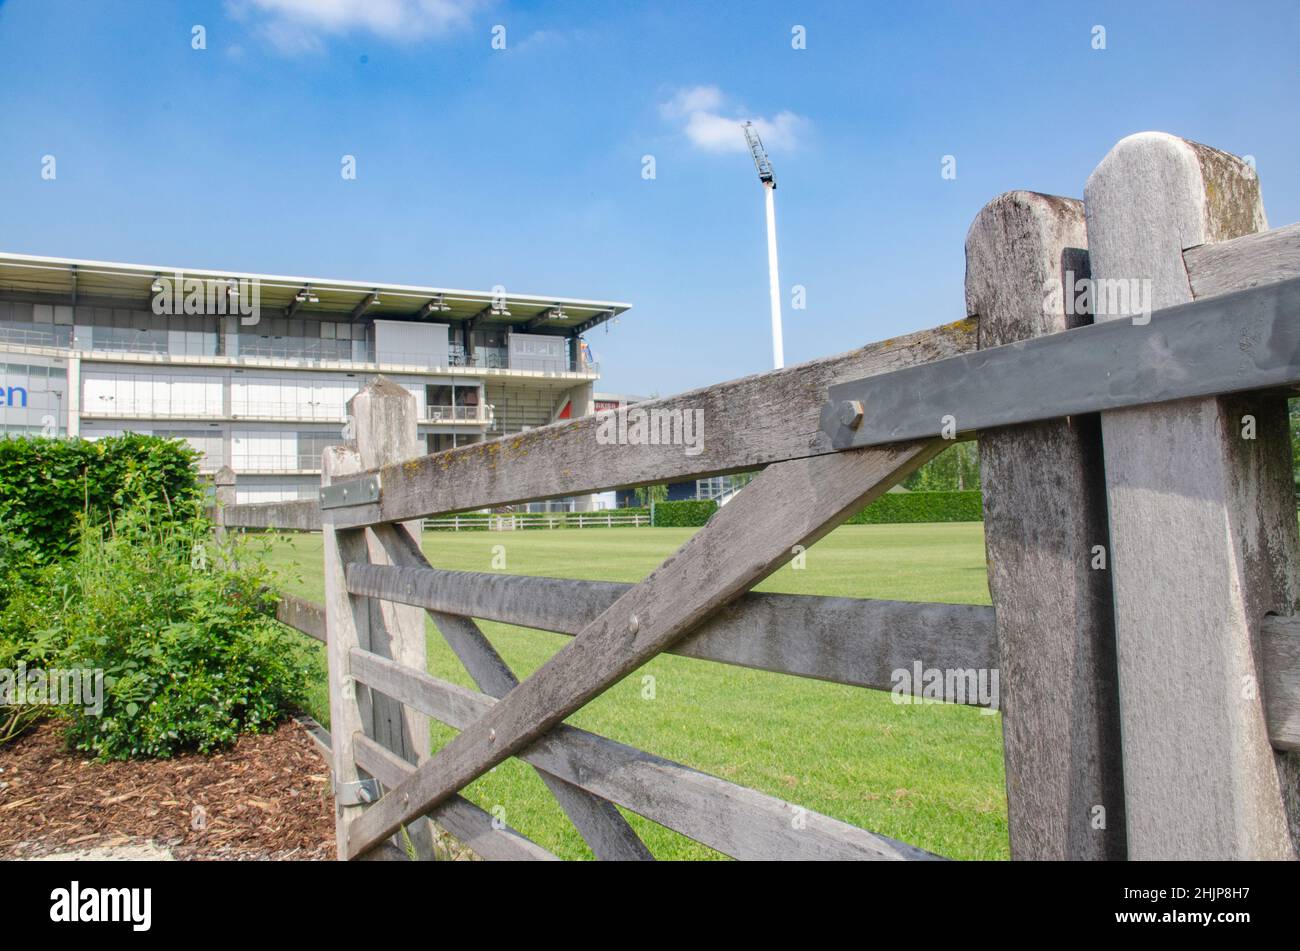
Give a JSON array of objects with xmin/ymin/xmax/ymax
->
[
  {"xmin": 320, "ymin": 474, "xmax": 382, "ymax": 509},
  {"xmin": 819, "ymin": 276, "xmax": 1300, "ymax": 450},
  {"xmin": 335, "ymin": 776, "xmax": 381, "ymax": 806}
]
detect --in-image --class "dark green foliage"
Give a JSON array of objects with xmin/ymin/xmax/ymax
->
[
  {"xmin": 0, "ymin": 503, "xmax": 311, "ymax": 758},
  {"xmin": 903, "ymin": 442, "xmax": 981, "ymax": 492},
  {"xmin": 0, "ymin": 434, "xmax": 204, "ymax": 563},
  {"xmin": 848, "ymin": 490, "xmax": 983, "ymax": 524},
  {"xmin": 652, "ymin": 499, "xmax": 717, "ymax": 527},
  {"xmin": 633, "ymin": 483, "xmax": 668, "ymax": 506}
]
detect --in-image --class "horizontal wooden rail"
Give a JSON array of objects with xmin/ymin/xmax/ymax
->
[
  {"xmin": 352, "ymin": 736, "xmax": 559, "ymax": 861},
  {"xmin": 280, "ymin": 582, "xmax": 1300, "ymax": 749},
  {"xmin": 221, "ymin": 499, "xmax": 322, "ymax": 532},
  {"xmin": 345, "ymin": 563, "xmax": 998, "ymax": 703},
  {"xmin": 1183, "ymin": 221, "xmax": 1300, "ymax": 299},
  {"xmin": 822, "ymin": 276, "xmax": 1300, "ymax": 450},
  {"xmin": 321, "ymin": 320, "xmax": 976, "ymax": 529},
  {"xmin": 347, "ymin": 646, "xmax": 939, "ymax": 861},
  {"xmin": 293, "ymin": 714, "xmax": 332, "ymax": 759},
  {"xmin": 277, "ymin": 593, "xmax": 326, "ymax": 642},
  {"xmin": 1260, "ymin": 614, "xmax": 1300, "ymax": 751},
  {"xmin": 293, "ymin": 715, "xmax": 558, "ymax": 860}
]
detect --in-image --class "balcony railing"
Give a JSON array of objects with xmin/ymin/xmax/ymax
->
[
  {"xmin": 230, "ymin": 401, "xmax": 347, "ymax": 421},
  {"xmin": 421, "ymin": 404, "xmax": 494, "ymax": 424},
  {"xmin": 1, "ymin": 335, "xmax": 599, "ymax": 374},
  {"xmin": 82, "ymin": 398, "xmax": 224, "ymax": 419},
  {"xmin": 231, "ymin": 455, "xmax": 326, "ymax": 473},
  {"xmin": 81, "ymin": 396, "xmax": 496, "ymax": 426}
]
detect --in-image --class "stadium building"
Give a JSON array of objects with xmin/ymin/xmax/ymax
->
[{"xmin": 0, "ymin": 252, "xmax": 629, "ymax": 507}]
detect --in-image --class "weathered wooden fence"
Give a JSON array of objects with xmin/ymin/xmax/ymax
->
[
  {"xmin": 220, "ymin": 132, "xmax": 1300, "ymax": 861},
  {"xmin": 423, "ymin": 512, "xmax": 652, "ymax": 531}
]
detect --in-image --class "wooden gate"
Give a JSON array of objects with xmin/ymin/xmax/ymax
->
[{"xmin": 221, "ymin": 132, "xmax": 1300, "ymax": 861}]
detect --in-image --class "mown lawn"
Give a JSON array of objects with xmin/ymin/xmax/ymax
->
[{"xmin": 256, "ymin": 522, "xmax": 1006, "ymax": 860}]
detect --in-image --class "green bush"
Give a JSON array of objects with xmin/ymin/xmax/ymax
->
[
  {"xmin": 652, "ymin": 499, "xmax": 718, "ymax": 527},
  {"xmin": 0, "ymin": 502, "xmax": 311, "ymax": 759},
  {"xmin": 848, "ymin": 490, "xmax": 983, "ymax": 525},
  {"xmin": 0, "ymin": 434, "xmax": 203, "ymax": 563},
  {"xmin": 0, "ymin": 536, "xmax": 61, "ymax": 744}
]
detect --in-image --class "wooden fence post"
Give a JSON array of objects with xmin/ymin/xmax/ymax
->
[
  {"xmin": 966, "ymin": 191, "xmax": 1126, "ymax": 860},
  {"xmin": 213, "ymin": 465, "xmax": 236, "ymax": 543},
  {"xmin": 321, "ymin": 444, "xmax": 398, "ymax": 859},
  {"xmin": 349, "ymin": 376, "xmax": 437, "ymax": 861},
  {"xmin": 1084, "ymin": 132, "xmax": 1300, "ymax": 858}
]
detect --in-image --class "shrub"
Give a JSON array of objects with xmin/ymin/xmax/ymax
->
[
  {"xmin": 847, "ymin": 490, "xmax": 983, "ymax": 525},
  {"xmin": 652, "ymin": 499, "xmax": 717, "ymax": 527},
  {"xmin": 0, "ymin": 434, "xmax": 203, "ymax": 563},
  {"xmin": 0, "ymin": 502, "xmax": 311, "ymax": 759},
  {"xmin": 0, "ymin": 555, "xmax": 61, "ymax": 745}
]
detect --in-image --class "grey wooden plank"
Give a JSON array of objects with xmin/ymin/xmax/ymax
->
[
  {"xmin": 821, "ymin": 276, "xmax": 1300, "ymax": 450},
  {"xmin": 345, "ymin": 439, "xmax": 941, "ymax": 858},
  {"xmin": 1184, "ymin": 221, "xmax": 1300, "ymax": 299},
  {"xmin": 277, "ymin": 593, "xmax": 326, "ymax": 642},
  {"xmin": 353, "ymin": 735, "xmax": 560, "ymax": 862},
  {"xmin": 966, "ymin": 191, "xmax": 1126, "ymax": 860},
  {"xmin": 346, "ymin": 562, "xmax": 997, "ymax": 702},
  {"xmin": 292, "ymin": 711, "xmax": 553, "ymax": 860},
  {"xmin": 221, "ymin": 498, "xmax": 322, "ymax": 531},
  {"xmin": 321, "ymin": 444, "xmax": 378, "ymax": 860},
  {"xmin": 1260, "ymin": 615, "xmax": 1300, "ymax": 752},
  {"xmin": 348, "ymin": 649, "xmax": 939, "ymax": 861},
  {"xmin": 350, "ymin": 379, "xmax": 436, "ymax": 861},
  {"xmin": 371, "ymin": 523, "xmax": 655, "ymax": 861},
  {"xmin": 1085, "ymin": 131, "xmax": 1299, "ymax": 859},
  {"xmin": 293, "ymin": 714, "xmax": 332, "ymax": 761},
  {"xmin": 323, "ymin": 321, "xmax": 975, "ymax": 528}
]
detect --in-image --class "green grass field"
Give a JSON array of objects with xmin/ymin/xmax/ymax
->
[{"xmin": 257, "ymin": 522, "xmax": 1006, "ymax": 860}]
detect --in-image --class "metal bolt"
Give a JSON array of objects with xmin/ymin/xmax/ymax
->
[
  {"xmin": 628, "ymin": 614, "xmax": 640, "ymax": 636},
  {"xmin": 488, "ymin": 729, "xmax": 497, "ymax": 743},
  {"xmin": 838, "ymin": 400, "xmax": 865, "ymax": 429}
]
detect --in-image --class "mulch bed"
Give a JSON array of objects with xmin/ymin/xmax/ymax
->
[{"xmin": 0, "ymin": 718, "xmax": 335, "ymax": 860}]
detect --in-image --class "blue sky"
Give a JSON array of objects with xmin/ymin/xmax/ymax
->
[{"xmin": 1, "ymin": 0, "xmax": 1297, "ymax": 396}]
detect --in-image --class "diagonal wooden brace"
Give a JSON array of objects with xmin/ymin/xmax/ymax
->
[
  {"xmin": 370, "ymin": 522, "xmax": 654, "ymax": 861},
  {"xmin": 346, "ymin": 439, "xmax": 941, "ymax": 859}
]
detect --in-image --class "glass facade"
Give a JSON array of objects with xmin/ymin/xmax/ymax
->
[
  {"xmin": 149, "ymin": 428, "xmax": 226, "ymax": 470},
  {"xmin": 0, "ymin": 358, "xmax": 68, "ymax": 436},
  {"xmin": 238, "ymin": 317, "xmax": 366, "ymax": 362},
  {"xmin": 0, "ymin": 301, "xmax": 595, "ymax": 375}
]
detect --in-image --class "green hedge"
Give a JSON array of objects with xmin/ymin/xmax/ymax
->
[
  {"xmin": 847, "ymin": 490, "xmax": 982, "ymax": 525},
  {"xmin": 0, "ymin": 434, "xmax": 203, "ymax": 562},
  {"xmin": 652, "ymin": 499, "xmax": 718, "ymax": 527}
]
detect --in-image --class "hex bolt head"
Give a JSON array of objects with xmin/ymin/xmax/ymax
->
[{"xmin": 838, "ymin": 400, "xmax": 865, "ymax": 429}]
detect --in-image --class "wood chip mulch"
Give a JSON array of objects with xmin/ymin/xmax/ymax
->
[{"xmin": 0, "ymin": 718, "xmax": 335, "ymax": 860}]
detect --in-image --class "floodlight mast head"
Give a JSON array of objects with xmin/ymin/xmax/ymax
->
[{"xmin": 742, "ymin": 121, "xmax": 776, "ymax": 189}]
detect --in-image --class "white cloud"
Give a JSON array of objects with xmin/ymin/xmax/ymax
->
[
  {"xmin": 659, "ymin": 85, "xmax": 809, "ymax": 154},
  {"xmin": 229, "ymin": 0, "xmax": 480, "ymax": 49}
]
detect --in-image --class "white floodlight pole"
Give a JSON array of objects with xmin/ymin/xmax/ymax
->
[{"xmin": 763, "ymin": 181, "xmax": 784, "ymax": 369}]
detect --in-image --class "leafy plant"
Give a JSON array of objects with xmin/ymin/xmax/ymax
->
[
  {"xmin": 0, "ymin": 434, "xmax": 204, "ymax": 564},
  {"xmin": 651, "ymin": 499, "xmax": 717, "ymax": 527},
  {"xmin": 848, "ymin": 490, "xmax": 983, "ymax": 525},
  {"xmin": 0, "ymin": 501, "xmax": 311, "ymax": 759},
  {"xmin": 904, "ymin": 442, "xmax": 981, "ymax": 492},
  {"xmin": 633, "ymin": 483, "xmax": 669, "ymax": 506}
]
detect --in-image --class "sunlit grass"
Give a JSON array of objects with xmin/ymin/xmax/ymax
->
[{"xmin": 258, "ymin": 522, "xmax": 1005, "ymax": 860}]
